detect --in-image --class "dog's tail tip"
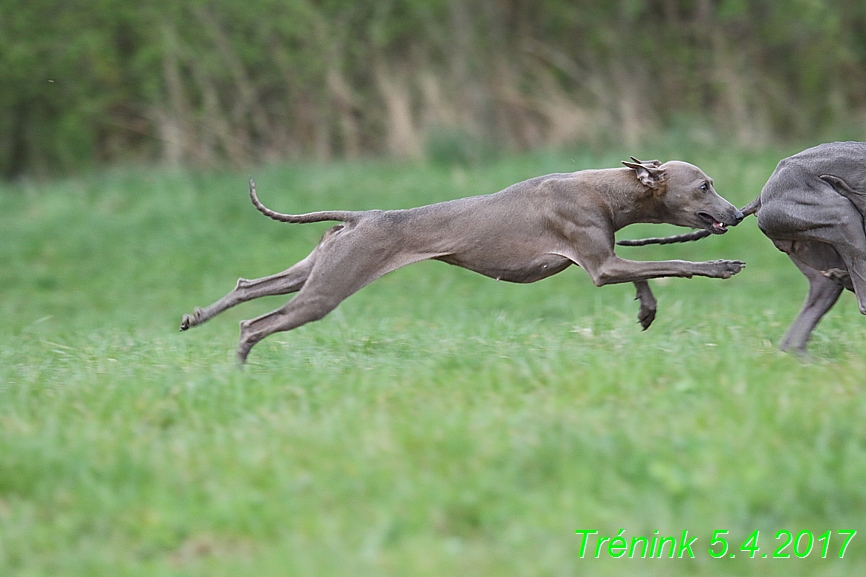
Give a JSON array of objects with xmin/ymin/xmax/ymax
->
[{"xmin": 739, "ymin": 197, "xmax": 761, "ymax": 217}]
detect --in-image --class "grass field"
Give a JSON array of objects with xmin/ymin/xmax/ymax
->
[{"xmin": 2, "ymin": 144, "xmax": 866, "ymax": 576}]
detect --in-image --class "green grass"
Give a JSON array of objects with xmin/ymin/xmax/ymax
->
[{"xmin": 2, "ymin": 145, "xmax": 866, "ymax": 576}]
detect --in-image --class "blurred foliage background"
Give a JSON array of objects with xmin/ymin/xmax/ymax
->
[{"xmin": 2, "ymin": 0, "xmax": 866, "ymax": 178}]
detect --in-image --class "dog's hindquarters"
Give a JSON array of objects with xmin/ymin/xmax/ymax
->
[
  {"xmin": 235, "ymin": 216, "xmax": 460, "ymax": 363},
  {"xmin": 756, "ymin": 161, "xmax": 866, "ymax": 292},
  {"xmin": 755, "ymin": 152, "xmax": 866, "ymax": 351}
]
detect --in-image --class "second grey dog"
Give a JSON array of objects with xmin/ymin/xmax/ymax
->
[
  {"xmin": 742, "ymin": 142, "xmax": 866, "ymax": 353},
  {"xmin": 180, "ymin": 158, "xmax": 745, "ymax": 364}
]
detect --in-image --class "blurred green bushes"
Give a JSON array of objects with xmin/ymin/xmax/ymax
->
[{"xmin": 1, "ymin": 0, "xmax": 865, "ymax": 177}]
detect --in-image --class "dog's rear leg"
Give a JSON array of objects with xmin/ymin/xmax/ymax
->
[
  {"xmin": 817, "ymin": 230, "xmax": 866, "ymax": 315},
  {"xmin": 778, "ymin": 249, "xmax": 844, "ymax": 354},
  {"xmin": 235, "ymin": 232, "xmax": 405, "ymax": 364},
  {"xmin": 633, "ymin": 281, "xmax": 657, "ymax": 330},
  {"xmin": 180, "ymin": 256, "xmax": 314, "ymax": 331},
  {"xmin": 236, "ymin": 292, "xmax": 348, "ymax": 365}
]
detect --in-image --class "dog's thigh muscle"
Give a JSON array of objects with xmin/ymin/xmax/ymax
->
[{"xmin": 821, "ymin": 175, "xmax": 866, "ymax": 216}]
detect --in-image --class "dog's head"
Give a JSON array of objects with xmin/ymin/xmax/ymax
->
[{"xmin": 623, "ymin": 158, "xmax": 744, "ymax": 234}]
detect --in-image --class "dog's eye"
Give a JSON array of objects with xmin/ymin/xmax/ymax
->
[{"xmin": 700, "ymin": 182, "xmax": 709, "ymax": 192}]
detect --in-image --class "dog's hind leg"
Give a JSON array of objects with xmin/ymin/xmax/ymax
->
[
  {"xmin": 812, "ymin": 225, "xmax": 866, "ymax": 315},
  {"xmin": 819, "ymin": 175, "xmax": 866, "ymax": 294},
  {"xmin": 779, "ymin": 265, "xmax": 843, "ymax": 354},
  {"xmin": 180, "ymin": 225, "xmax": 351, "ymax": 331},
  {"xmin": 181, "ymin": 255, "xmax": 315, "ymax": 331},
  {"xmin": 774, "ymin": 241, "xmax": 844, "ymax": 353},
  {"xmin": 235, "ymin": 265, "xmax": 389, "ymax": 365},
  {"xmin": 235, "ymin": 224, "xmax": 435, "ymax": 364},
  {"xmin": 236, "ymin": 289, "xmax": 346, "ymax": 364}
]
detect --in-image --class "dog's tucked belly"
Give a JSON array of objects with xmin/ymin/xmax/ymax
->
[{"xmin": 434, "ymin": 253, "xmax": 572, "ymax": 283}]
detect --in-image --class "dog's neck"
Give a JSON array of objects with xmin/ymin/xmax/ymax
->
[{"xmin": 591, "ymin": 169, "xmax": 668, "ymax": 230}]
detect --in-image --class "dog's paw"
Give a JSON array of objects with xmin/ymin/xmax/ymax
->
[
  {"xmin": 637, "ymin": 304, "xmax": 657, "ymax": 331},
  {"xmin": 822, "ymin": 268, "xmax": 849, "ymax": 281},
  {"xmin": 179, "ymin": 308, "xmax": 202, "ymax": 331},
  {"xmin": 711, "ymin": 259, "xmax": 746, "ymax": 278}
]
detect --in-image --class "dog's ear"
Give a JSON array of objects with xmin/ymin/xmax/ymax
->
[
  {"xmin": 629, "ymin": 156, "xmax": 661, "ymax": 168},
  {"xmin": 623, "ymin": 159, "xmax": 668, "ymax": 190}
]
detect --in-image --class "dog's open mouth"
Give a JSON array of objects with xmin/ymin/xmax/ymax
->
[{"xmin": 698, "ymin": 212, "xmax": 729, "ymax": 234}]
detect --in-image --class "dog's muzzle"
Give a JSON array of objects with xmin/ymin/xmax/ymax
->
[{"xmin": 698, "ymin": 211, "xmax": 737, "ymax": 234}]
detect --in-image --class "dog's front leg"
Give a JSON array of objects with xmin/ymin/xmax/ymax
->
[
  {"xmin": 584, "ymin": 255, "xmax": 745, "ymax": 286},
  {"xmin": 633, "ymin": 281, "xmax": 657, "ymax": 330}
]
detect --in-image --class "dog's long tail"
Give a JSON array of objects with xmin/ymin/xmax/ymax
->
[
  {"xmin": 249, "ymin": 179, "xmax": 361, "ymax": 224},
  {"xmin": 616, "ymin": 197, "xmax": 762, "ymax": 247},
  {"xmin": 616, "ymin": 230, "xmax": 711, "ymax": 247}
]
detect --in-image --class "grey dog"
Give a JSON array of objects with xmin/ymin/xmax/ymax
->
[
  {"xmin": 180, "ymin": 158, "xmax": 745, "ymax": 364},
  {"xmin": 744, "ymin": 142, "xmax": 866, "ymax": 353},
  {"xmin": 624, "ymin": 142, "xmax": 866, "ymax": 354}
]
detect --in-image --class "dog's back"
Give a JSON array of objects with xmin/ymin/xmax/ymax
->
[
  {"xmin": 782, "ymin": 142, "xmax": 866, "ymax": 191},
  {"xmin": 750, "ymin": 142, "xmax": 865, "ymax": 228}
]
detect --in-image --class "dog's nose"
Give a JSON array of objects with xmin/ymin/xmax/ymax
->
[{"xmin": 733, "ymin": 209, "xmax": 745, "ymax": 224}]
